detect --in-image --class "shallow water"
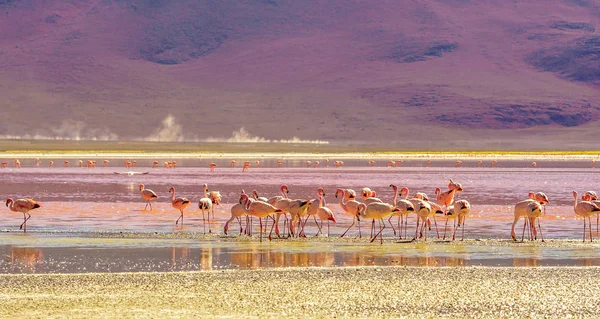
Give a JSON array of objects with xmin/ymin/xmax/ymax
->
[{"xmin": 1, "ymin": 158, "xmax": 600, "ymax": 273}]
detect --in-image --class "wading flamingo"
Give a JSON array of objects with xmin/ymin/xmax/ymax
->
[
  {"xmin": 444, "ymin": 199, "xmax": 471, "ymax": 241},
  {"xmin": 361, "ymin": 188, "xmax": 382, "ymax": 205},
  {"xmin": 240, "ymin": 194, "xmax": 283, "ymax": 242},
  {"xmin": 224, "ymin": 191, "xmax": 249, "ymax": 235},
  {"xmin": 389, "ymin": 184, "xmax": 415, "ymax": 239},
  {"xmin": 209, "ymin": 163, "xmax": 217, "ymax": 172},
  {"xmin": 6, "ymin": 198, "xmax": 41, "ymax": 232},
  {"xmin": 199, "ymin": 184, "xmax": 213, "ymax": 233},
  {"xmin": 356, "ymin": 202, "xmax": 400, "ymax": 244},
  {"xmin": 510, "ymin": 192, "xmax": 549, "ymax": 241},
  {"xmin": 573, "ymin": 190, "xmax": 600, "ymax": 242},
  {"xmin": 582, "ymin": 191, "xmax": 600, "ymax": 232},
  {"xmin": 139, "ymin": 184, "xmax": 158, "ymax": 210},
  {"xmin": 169, "ymin": 187, "xmax": 190, "ymax": 226},
  {"xmin": 313, "ymin": 193, "xmax": 336, "ymax": 236},
  {"xmin": 336, "ymin": 188, "xmax": 362, "ymax": 238}
]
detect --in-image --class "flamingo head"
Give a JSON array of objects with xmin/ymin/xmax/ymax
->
[
  {"xmin": 139, "ymin": 184, "xmax": 144, "ymax": 191},
  {"xmin": 435, "ymin": 187, "xmax": 441, "ymax": 195},
  {"xmin": 389, "ymin": 184, "xmax": 397, "ymax": 191},
  {"xmin": 361, "ymin": 188, "xmax": 371, "ymax": 200},
  {"xmin": 239, "ymin": 194, "xmax": 249, "ymax": 204},
  {"xmin": 317, "ymin": 187, "xmax": 325, "ymax": 196},
  {"xmin": 169, "ymin": 187, "xmax": 175, "ymax": 193},
  {"xmin": 6, "ymin": 198, "xmax": 13, "ymax": 207},
  {"xmin": 399, "ymin": 187, "xmax": 409, "ymax": 196},
  {"xmin": 252, "ymin": 190, "xmax": 259, "ymax": 199},
  {"xmin": 328, "ymin": 213, "xmax": 336, "ymax": 223},
  {"xmin": 572, "ymin": 191, "xmax": 578, "ymax": 199},
  {"xmin": 281, "ymin": 185, "xmax": 289, "ymax": 193},
  {"xmin": 203, "ymin": 184, "xmax": 209, "ymax": 191},
  {"xmin": 584, "ymin": 191, "xmax": 598, "ymax": 201},
  {"xmin": 335, "ymin": 188, "xmax": 343, "ymax": 198},
  {"xmin": 535, "ymin": 192, "xmax": 549, "ymax": 205},
  {"xmin": 346, "ymin": 189, "xmax": 356, "ymax": 200}
]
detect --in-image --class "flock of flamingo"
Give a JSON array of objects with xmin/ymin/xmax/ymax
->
[
  {"xmin": 6, "ymin": 175, "xmax": 600, "ymax": 243},
  {"xmin": 3, "ymin": 157, "xmax": 600, "ymax": 243}
]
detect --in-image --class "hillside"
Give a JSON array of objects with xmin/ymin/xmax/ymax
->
[{"xmin": 0, "ymin": 0, "xmax": 599, "ymax": 149}]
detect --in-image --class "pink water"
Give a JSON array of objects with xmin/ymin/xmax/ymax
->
[{"xmin": 1, "ymin": 158, "xmax": 600, "ymax": 273}]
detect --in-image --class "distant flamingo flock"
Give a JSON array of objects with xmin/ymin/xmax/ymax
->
[{"xmin": 3, "ymin": 158, "xmax": 600, "ymax": 243}]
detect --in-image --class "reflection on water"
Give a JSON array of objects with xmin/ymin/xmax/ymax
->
[{"xmin": 2, "ymin": 237, "xmax": 600, "ymax": 274}]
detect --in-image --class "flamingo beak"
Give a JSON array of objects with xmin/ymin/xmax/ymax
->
[{"xmin": 328, "ymin": 215, "xmax": 336, "ymax": 223}]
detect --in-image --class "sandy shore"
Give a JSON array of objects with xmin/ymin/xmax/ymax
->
[{"xmin": 0, "ymin": 266, "xmax": 599, "ymax": 318}]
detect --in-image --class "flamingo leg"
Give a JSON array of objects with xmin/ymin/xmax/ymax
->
[
  {"xmin": 19, "ymin": 213, "xmax": 31, "ymax": 232},
  {"xmin": 583, "ymin": 217, "xmax": 587, "ymax": 242},
  {"xmin": 201, "ymin": 211, "xmax": 206, "ymax": 234},
  {"xmin": 397, "ymin": 215, "xmax": 402, "ymax": 239},
  {"xmin": 443, "ymin": 217, "xmax": 449, "ymax": 240},
  {"xmin": 314, "ymin": 216, "xmax": 322, "ymax": 236},
  {"xmin": 452, "ymin": 218, "xmax": 458, "ymax": 241},
  {"xmin": 387, "ymin": 216, "xmax": 396, "ymax": 237},
  {"xmin": 144, "ymin": 201, "xmax": 149, "ymax": 211},
  {"xmin": 413, "ymin": 218, "xmax": 420, "ymax": 240},
  {"xmin": 370, "ymin": 219, "xmax": 385, "ymax": 244},
  {"xmin": 358, "ymin": 218, "xmax": 362, "ymax": 238},
  {"xmin": 259, "ymin": 217, "xmax": 263, "ymax": 243},
  {"xmin": 175, "ymin": 210, "xmax": 184, "ymax": 226},
  {"xmin": 537, "ymin": 218, "xmax": 544, "ymax": 242},
  {"xmin": 340, "ymin": 217, "xmax": 355, "ymax": 238},
  {"xmin": 521, "ymin": 217, "xmax": 528, "ymax": 242},
  {"xmin": 433, "ymin": 217, "xmax": 440, "ymax": 239},
  {"xmin": 209, "ymin": 208, "xmax": 214, "ymax": 233},
  {"xmin": 327, "ymin": 220, "xmax": 330, "ymax": 237},
  {"xmin": 268, "ymin": 216, "xmax": 276, "ymax": 241},
  {"xmin": 370, "ymin": 219, "xmax": 374, "ymax": 239},
  {"xmin": 404, "ymin": 215, "xmax": 409, "ymax": 240},
  {"xmin": 589, "ymin": 217, "xmax": 593, "ymax": 242}
]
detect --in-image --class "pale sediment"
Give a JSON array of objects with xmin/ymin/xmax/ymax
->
[{"xmin": 0, "ymin": 267, "xmax": 598, "ymax": 318}]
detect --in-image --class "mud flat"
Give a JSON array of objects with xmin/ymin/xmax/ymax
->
[{"xmin": 0, "ymin": 266, "xmax": 599, "ymax": 318}]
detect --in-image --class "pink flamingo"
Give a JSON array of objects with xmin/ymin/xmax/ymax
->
[
  {"xmin": 224, "ymin": 191, "xmax": 249, "ymax": 235},
  {"xmin": 510, "ymin": 192, "xmax": 549, "ymax": 241},
  {"xmin": 139, "ymin": 184, "xmax": 158, "ymax": 210},
  {"xmin": 368, "ymin": 160, "xmax": 375, "ymax": 166},
  {"xmin": 582, "ymin": 191, "xmax": 600, "ymax": 232},
  {"xmin": 103, "ymin": 160, "xmax": 110, "ymax": 167},
  {"xmin": 361, "ymin": 188, "xmax": 382, "ymax": 205},
  {"xmin": 305, "ymin": 161, "xmax": 312, "ymax": 167},
  {"xmin": 314, "ymin": 161, "xmax": 320, "ymax": 168},
  {"xmin": 313, "ymin": 193, "xmax": 336, "ymax": 236},
  {"xmin": 64, "ymin": 161, "xmax": 69, "ymax": 167},
  {"xmin": 230, "ymin": 160, "xmax": 236, "ymax": 167},
  {"xmin": 209, "ymin": 163, "xmax": 217, "ymax": 172},
  {"xmin": 169, "ymin": 187, "xmax": 190, "ymax": 226},
  {"xmin": 199, "ymin": 184, "xmax": 214, "ymax": 233},
  {"xmin": 337, "ymin": 188, "xmax": 362, "ymax": 238},
  {"xmin": 6, "ymin": 198, "xmax": 41, "ymax": 232},
  {"xmin": 573, "ymin": 190, "xmax": 600, "ymax": 242},
  {"xmin": 356, "ymin": 202, "xmax": 400, "ymax": 244},
  {"xmin": 389, "ymin": 184, "xmax": 415, "ymax": 239},
  {"xmin": 240, "ymin": 194, "xmax": 283, "ymax": 242},
  {"xmin": 443, "ymin": 199, "xmax": 471, "ymax": 241},
  {"xmin": 152, "ymin": 161, "xmax": 159, "ymax": 168}
]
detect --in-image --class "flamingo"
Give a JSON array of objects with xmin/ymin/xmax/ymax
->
[
  {"xmin": 361, "ymin": 188, "xmax": 382, "ymax": 205},
  {"xmin": 573, "ymin": 190, "xmax": 600, "ymax": 242},
  {"xmin": 395, "ymin": 160, "xmax": 403, "ymax": 167},
  {"xmin": 387, "ymin": 161, "xmax": 395, "ymax": 167},
  {"xmin": 0, "ymin": 162, "xmax": 7, "ymax": 168},
  {"xmin": 314, "ymin": 161, "xmax": 319, "ymax": 168},
  {"xmin": 582, "ymin": 191, "xmax": 600, "ymax": 232},
  {"xmin": 477, "ymin": 160, "xmax": 483, "ymax": 167},
  {"xmin": 169, "ymin": 187, "xmax": 190, "ymax": 226},
  {"xmin": 435, "ymin": 184, "xmax": 462, "ymax": 212},
  {"xmin": 139, "ymin": 184, "xmax": 158, "ymax": 210},
  {"xmin": 103, "ymin": 160, "xmax": 110, "ymax": 167},
  {"xmin": 6, "ymin": 198, "xmax": 41, "ymax": 232},
  {"xmin": 240, "ymin": 194, "xmax": 283, "ymax": 242},
  {"xmin": 78, "ymin": 160, "xmax": 83, "ymax": 167},
  {"xmin": 242, "ymin": 161, "xmax": 251, "ymax": 172},
  {"xmin": 491, "ymin": 160, "xmax": 497, "ymax": 167},
  {"xmin": 224, "ymin": 192, "xmax": 249, "ymax": 235},
  {"xmin": 313, "ymin": 193, "xmax": 336, "ymax": 236},
  {"xmin": 336, "ymin": 188, "xmax": 362, "ymax": 238},
  {"xmin": 199, "ymin": 184, "xmax": 220, "ymax": 233},
  {"xmin": 426, "ymin": 159, "xmax": 431, "ymax": 167},
  {"xmin": 48, "ymin": 161, "xmax": 53, "ymax": 168},
  {"xmin": 306, "ymin": 161, "xmax": 312, "ymax": 167},
  {"xmin": 531, "ymin": 162, "xmax": 537, "ymax": 168},
  {"xmin": 455, "ymin": 161, "xmax": 462, "ymax": 167},
  {"xmin": 304, "ymin": 187, "xmax": 328, "ymax": 235},
  {"xmin": 230, "ymin": 160, "xmax": 236, "ymax": 167},
  {"xmin": 444, "ymin": 199, "xmax": 471, "ymax": 241},
  {"xmin": 64, "ymin": 161, "xmax": 69, "ymax": 167},
  {"xmin": 276, "ymin": 160, "xmax": 282, "ymax": 167},
  {"xmin": 209, "ymin": 163, "xmax": 217, "ymax": 172},
  {"xmin": 255, "ymin": 161, "xmax": 260, "ymax": 167},
  {"xmin": 267, "ymin": 185, "xmax": 291, "ymax": 237},
  {"xmin": 368, "ymin": 160, "xmax": 375, "ymax": 166},
  {"xmin": 389, "ymin": 184, "xmax": 415, "ymax": 239},
  {"xmin": 152, "ymin": 161, "xmax": 159, "ymax": 168},
  {"xmin": 15, "ymin": 159, "xmax": 21, "ymax": 168},
  {"xmin": 356, "ymin": 202, "xmax": 400, "ymax": 244},
  {"xmin": 510, "ymin": 192, "xmax": 549, "ymax": 241}
]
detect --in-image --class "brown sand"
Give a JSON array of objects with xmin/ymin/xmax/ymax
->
[{"xmin": 1, "ymin": 267, "xmax": 599, "ymax": 318}]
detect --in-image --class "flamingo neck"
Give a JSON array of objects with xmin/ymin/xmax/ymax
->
[
  {"xmin": 171, "ymin": 190, "xmax": 175, "ymax": 202},
  {"xmin": 392, "ymin": 188, "xmax": 398, "ymax": 205}
]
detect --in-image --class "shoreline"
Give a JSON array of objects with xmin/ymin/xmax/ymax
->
[{"xmin": 1, "ymin": 266, "xmax": 598, "ymax": 318}]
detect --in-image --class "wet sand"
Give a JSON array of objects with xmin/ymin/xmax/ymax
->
[{"xmin": 1, "ymin": 266, "xmax": 599, "ymax": 318}]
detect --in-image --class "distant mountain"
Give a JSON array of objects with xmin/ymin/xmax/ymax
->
[{"xmin": 0, "ymin": 0, "xmax": 599, "ymax": 149}]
